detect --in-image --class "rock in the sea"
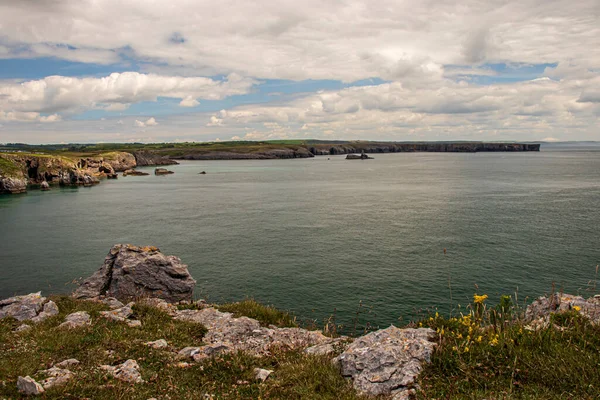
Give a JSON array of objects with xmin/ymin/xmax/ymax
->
[
  {"xmin": 59, "ymin": 311, "xmax": 91, "ymax": 329},
  {"xmin": 254, "ymin": 368, "xmax": 273, "ymax": 382},
  {"xmin": 525, "ymin": 293, "xmax": 600, "ymax": 323},
  {"xmin": 334, "ymin": 326, "xmax": 436, "ymax": 398},
  {"xmin": 123, "ymin": 169, "xmax": 150, "ymax": 176},
  {"xmin": 40, "ymin": 181, "xmax": 50, "ymax": 191},
  {"xmin": 0, "ymin": 177, "xmax": 27, "ymax": 194},
  {"xmin": 101, "ymin": 359, "xmax": 143, "ymax": 383},
  {"xmin": 0, "ymin": 292, "xmax": 46, "ymax": 321},
  {"xmin": 154, "ymin": 168, "xmax": 174, "ymax": 175},
  {"xmin": 199, "ymin": 171, "xmax": 207, "ymax": 174},
  {"xmin": 17, "ymin": 376, "xmax": 45, "ymax": 396},
  {"xmin": 73, "ymin": 244, "xmax": 196, "ymax": 303}
]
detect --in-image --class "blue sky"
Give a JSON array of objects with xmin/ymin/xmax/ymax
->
[{"xmin": 0, "ymin": 0, "xmax": 598, "ymax": 143}]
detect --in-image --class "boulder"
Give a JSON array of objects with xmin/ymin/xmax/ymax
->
[
  {"xmin": 39, "ymin": 366, "xmax": 74, "ymax": 389},
  {"xmin": 100, "ymin": 303, "xmax": 142, "ymax": 327},
  {"xmin": 55, "ymin": 359, "xmax": 80, "ymax": 369},
  {"xmin": 154, "ymin": 168, "xmax": 174, "ymax": 175},
  {"xmin": 123, "ymin": 169, "xmax": 150, "ymax": 176},
  {"xmin": 73, "ymin": 244, "xmax": 196, "ymax": 303},
  {"xmin": 334, "ymin": 326, "xmax": 436, "ymax": 399},
  {"xmin": 100, "ymin": 359, "xmax": 143, "ymax": 383},
  {"xmin": 145, "ymin": 339, "xmax": 168, "ymax": 349},
  {"xmin": 254, "ymin": 368, "xmax": 273, "ymax": 382},
  {"xmin": 0, "ymin": 177, "xmax": 27, "ymax": 194},
  {"xmin": 40, "ymin": 181, "xmax": 50, "ymax": 191},
  {"xmin": 17, "ymin": 376, "xmax": 44, "ymax": 396},
  {"xmin": 31, "ymin": 300, "xmax": 59, "ymax": 323},
  {"xmin": 59, "ymin": 311, "xmax": 91, "ymax": 329},
  {"xmin": 0, "ymin": 292, "xmax": 46, "ymax": 321}
]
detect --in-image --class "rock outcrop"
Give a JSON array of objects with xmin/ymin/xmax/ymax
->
[
  {"xmin": 154, "ymin": 168, "xmax": 174, "ymax": 175},
  {"xmin": 73, "ymin": 244, "xmax": 196, "ymax": 303},
  {"xmin": 0, "ymin": 177, "xmax": 28, "ymax": 194},
  {"xmin": 525, "ymin": 293, "xmax": 600, "ymax": 323},
  {"xmin": 17, "ymin": 376, "xmax": 45, "ymax": 396},
  {"xmin": 0, "ymin": 292, "xmax": 58, "ymax": 322},
  {"xmin": 59, "ymin": 311, "xmax": 91, "ymax": 329},
  {"xmin": 100, "ymin": 359, "xmax": 143, "ymax": 383},
  {"xmin": 123, "ymin": 169, "xmax": 150, "ymax": 176},
  {"xmin": 174, "ymin": 306, "xmax": 336, "ymax": 357},
  {"xmin": 133, "ymin": 151, "xmax": 179, "ymax": 166},
  {"xmin": 334, "ymin": 326, "xmax": 436, "ymax": 399}
]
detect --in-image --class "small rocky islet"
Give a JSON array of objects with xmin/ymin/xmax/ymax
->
[{"xmin": 1, "ymin": 244, "xmax": 597, "ymax": 399}]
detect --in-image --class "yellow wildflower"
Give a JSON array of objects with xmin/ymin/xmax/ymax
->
[
  {"xmin": 464, "ymin": 346, "xmax": 469, "ymax": 352},
  {"xmin": 573, "ymin": 306, "xmax": 581, "ymax": 312},
  {"xmin": 456, "ymin": 333, "xmax": 463, "ymax": 339},
  {"xmin": 452, "ymin": 346, "xmax": 457, "ymax": 352},
  {"xmin": 490, "ymin": 337, "xmax": 499, "ymax": 346},
  {"xmin": 476, "ymin": 335, "xmax": 483, "ymax": 343},
  {"xmin": 473, "ymin": 294, "xmax": 488, "ymax": 304}
]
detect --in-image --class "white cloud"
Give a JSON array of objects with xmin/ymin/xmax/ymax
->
[
  {"xmin": 134, "ymin": 117, "xmax": 158, "ymax": 127},
  {"xmin": 0, "ymin": 72, "xmax": 256, "ymax": 118},
  {"xmin": 179, "ymin": 96, "xmax": 200, "ymax": 107},
  {"xmin": 0, "ymin": 0, "xmax": 598, "ymax": 82}
]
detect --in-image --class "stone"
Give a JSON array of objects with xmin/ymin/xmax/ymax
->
[
  {"xmin": 123, "ymin": 169, "xmax": 150, "ymax": 176},
  {"xmin": 15, "ymin": 324, "xmax": 32, "ymax": 332},
  {"xmin": 39, "ymin": 366, "xmax": 74, "ymax": 389},
  {"xmin": 139, "ymin": 298, "xmax": 178, "ymax": 315},
  {"xmin": 525, "ymin": 293, "xmax": 600, "ymax": 323},
  {"xmin": 334, "ymin": 326, "xmax": 436, "ymax": 398},
  {"xmin": 101, "ymin": 297, "xmax": 125, "ymax": 309},
  {"xmin": 59, "ymin": 311, "xmax": 91, "ymax": 329},
  {"xmin": 73, "ymin": 244, "xmax": 196, "ymax": 303},
  {"xmin": 154, "ymin": 168, "xmax": 175, "ymax": 175},
  {"xmin": 0, "ymin": 292, "xmax": 46, "ymax": 321},
  {"xmin": 17, "ymin": 376, "xmax": 45, "ymax": 396},
  {"xmin": 145, "ymin": 339, "xmax": 168, "ymax": 349},
  {"xmin": 31, "ymin": 300, "xmax": 59, "ymax": 323},
  {"xmin": 55, "ymin": 359, "xmax": 80, "ymax": 369},
  {"xmin": 101, "ymin": 359, "xmax": 143, "ymax": 383},
  {"xmin": 40, "ymin": 181, "xmax": 50, "ymax": 191},
  {"xmin": 174, "ymin": 307, "xmax": 336, "ymax": 356},
  {"xmin": 304, "ymin": 338, "xmax": 349, "ymax": 356},
  {"xmin": 254, "ymin": 368, "xmax": 273, "ymax": 382},
  {"xmin": 0, "ymin": 177, "xmax": 27, "ymax": 194},
  {"xmin": 100, "ymin": 304, "xmax": 142, "ymax": 327},
  {"xmin": 199, "ymin": 171, "xmax": 207, "ymax": 174}
]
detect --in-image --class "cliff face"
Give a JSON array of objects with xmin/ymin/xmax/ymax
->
[
  {"xmin": 179, "ymin": 147, "xmax": 314, "ymax": 160},
  {"xmin": 132, "ymin": 151, "xmax": 179, "ymax": 166},
  {"xmin": 310, "ymin": 142, "xmax": 540, "ymax": 155}
]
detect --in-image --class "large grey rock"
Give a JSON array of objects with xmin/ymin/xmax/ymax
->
[
  {"xmin": 0, "ymin": 292, "xmax": 46, "ymax": 321},
  {"xmin": 17, "ymin": 376, "xmax": 44, "ymax": 396},
  {"xmin": 334, "ymin": 326, "xmax": 436, "ymax": 398},
  {"xmin": 174, "ymin": 307, "xmax": 335, "ymax": 357},
  {"xmin": 39, "ymin": 366, "xmax": 74, "ymax": 389},
  {"xmin": 73, "ymin": 244, "xmax": 196, "ymax": 303},
  {"xmin": 31, "ymin": 300, "xmax": 59, "ymax": 323},
  {"xmin": 526, "ymin": 293, "xmax": 600, "ymax": 323},
  {"xmin": 0, "ymin": 177, "xmax": 27, "ymax": 194},
  {"xmin": 100, "ymin": 303, "xmax": 141, "ymax": 327}
]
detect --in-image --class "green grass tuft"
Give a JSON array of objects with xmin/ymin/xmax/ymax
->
[{"xmin": 217, "ymin": 299, "xmax": 298, "ymax": 328}]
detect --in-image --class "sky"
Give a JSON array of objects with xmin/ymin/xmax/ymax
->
[{"xmin": 0, "ymin": 0, "xmax": 598, "ymax": 144}]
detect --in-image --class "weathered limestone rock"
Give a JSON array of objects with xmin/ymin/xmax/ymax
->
[
  {"xmin": 254, "ymin": 368, "xmax": 273, "ymax": 382},
  {"xmin": 0, "ymin": 292, "xmax": 46, "ymax": 321},
  {"xmin": 73, "ymin": 244, "xmax": 196, "ymax": 303},
  {"xmin": 17, "ymin": 376, "xmax": 44, "ymax": 395},
  {"xmin": 304, "ymin": 338, "xmax": 349, "ymax": 356},
  {"xmin": 139, "ymin": 298, "xmax": 178, "ymax": 315},
  {"xmin": 154, "ymin": 168, "xmax": 174, "ymax": 175},
  {"xmin": 15, "ymin": 324, "xmax": 32, "ymax": 332},
  {"xmin": 123, "ymin": 169, "xmax": 150, "ymax": 176},
  {"xmin": 55, "ymin": 359, "xmax": 80, "ymax": 369},
  {"xmin": 132, "ymin": 151, "xmax": 178, "ymax": 167},
  {"xmin": 101, "ymin": 359, "xmax": 143, "ymax": 383},
  {"xmin": 174, "ymin": 307, "xmax": 335, "ymax": 356},
  {"xmin": 0, "ymin": 177, "xmax": 27, "ymax": 194},
  {"xmin": 101, "ymin": 297, "xmax": 125, "ymax": 310},
  {"xmin": 31, "ymin": 300, "xmax": 59, "ymax": 323},
  {"xmin": 39, "ymin": 366, "xmax": 74, "ymax": 389},
  {"xmin": 334, "ymin": 326, "xmax": 436, "ymax": 399},
  {"xmin": 40, "ymin": 181, "xmax": 50, "ymax": 191},
  {"xmin": 145, "ymin": 339, "xmax": 168, "ymax": 349},
  {"xmin": 59, "ymin": 311, "xmax": 91, "ymax": 329},
  {"xmin": 525, "ymin": 293, "xmax": 600, "ymax": 323},
  {"xmin": 99, "ymin": 303, "xmax": 141, "ymax": 327}
]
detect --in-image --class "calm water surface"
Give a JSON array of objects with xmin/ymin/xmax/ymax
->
[{"xmin": 1, "ymin": 144, "xmax": 599, "ymax": 329}]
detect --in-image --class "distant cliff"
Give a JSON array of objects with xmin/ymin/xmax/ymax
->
[{"xmin": 309, "ymin": 142, "xmax": 540, "ymax": 155}]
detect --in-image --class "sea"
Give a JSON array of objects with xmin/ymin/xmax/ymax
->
[{"xmin": 1, "ymin": 143, "xmax": 599, "ymax": 331}]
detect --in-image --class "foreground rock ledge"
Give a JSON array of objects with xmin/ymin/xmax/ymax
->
[{"xmin": 73, "ymin": 244, "xmax": 196, "ymax": 303}]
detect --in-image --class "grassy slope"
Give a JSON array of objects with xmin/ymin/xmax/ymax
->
[
  {"xmin": 0, "ymin": 155, "xmax": 23, "ymax": 178},
  {"xmin": 0, "ymin": 297, "xmax": 366, "ymax": 400}
]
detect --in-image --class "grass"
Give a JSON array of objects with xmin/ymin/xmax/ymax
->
[
  {"xmin": 0, "ymin": 155, "xmax": 24, "ymax": 178},
  {"xmin": 0, "ymin": 296, "xmax": 368, "ymax": 399},
  {"xmin": 415, "ymin": 295, "xmax": 600, "ymax": 399},
  {"xmin": 217, "ymin": 299, "xmax": 298, "ymax": 328}
]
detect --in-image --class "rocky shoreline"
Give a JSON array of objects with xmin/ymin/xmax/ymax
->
[{"xmin": 1, "ymin": 244, "xmax": 597, "ymax": 399}]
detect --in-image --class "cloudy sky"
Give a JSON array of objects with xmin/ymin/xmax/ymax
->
[{"xmin": 0, "ymin": 0, "xmax": 598, "ymax": 143}]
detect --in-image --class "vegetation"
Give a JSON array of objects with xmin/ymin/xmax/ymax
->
[
  {"xmin": 0, "ymin": 155, "xmax": 23, "ymax": 178},
  {"xmin": 416, "ymin": 294, "xmax": 600, "ymax": 399},
  {"xmin": 0, "ymin": 296, "xmax": 365, "ymax": 400},
  {"xmin": 217, "ymin": 299, "xmax": 298, "ymax": 328}
]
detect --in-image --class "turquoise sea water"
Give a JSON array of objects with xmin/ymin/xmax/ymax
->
[{"xmin": 1, "ymin": 144, "xmax": 599, "ymax": 330}]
